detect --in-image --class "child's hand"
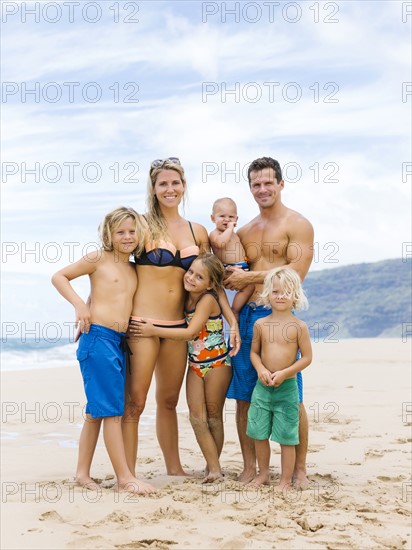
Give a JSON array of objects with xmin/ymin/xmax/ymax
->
[
  {"xmin": 75, "ymin": 304, "xmax": 91, "ymax": 334},
  {"xmin": 231, "ymin": 309, "xmax": 240, "ymax": 323},
  {"xmin": 271, "ymin": 370, "xmax": 286, "ymax": 387},
  {"xmin": 131, "ymin": 319, "xmax": 156, "ymax": 338},
  {"xmin": 258, "ymin": 368, "xmax": 272, "ymax": 386},
  {"xmin": 229, "ymin": 325, "xmax": 241, "ymax": 356},
  {"xmin": 227, "ymin": 221, "xmax": 237, "ymax": 230}
]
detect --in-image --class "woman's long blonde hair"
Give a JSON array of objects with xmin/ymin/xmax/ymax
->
[{"xmin": 145, "ymin": 160, "xmax": 187, "ymax": 242}]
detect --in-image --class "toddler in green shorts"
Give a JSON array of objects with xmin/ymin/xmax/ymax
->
[{"xmin": 246, "ymin": 267, "xmax": 312, "ymax": 491}]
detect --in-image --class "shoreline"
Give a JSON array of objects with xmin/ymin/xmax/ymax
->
[{"xmin": 1, "ymin": 338, "xmax": 411, "ymax": 549}]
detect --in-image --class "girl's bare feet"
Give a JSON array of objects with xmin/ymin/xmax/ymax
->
[
  {"xmin": 202, "ymin": 470, "xmax": 223, "ymax": 484},
  {"xmin": 248, "ymin": 472, "xmax": 269, "ymax": 487}
]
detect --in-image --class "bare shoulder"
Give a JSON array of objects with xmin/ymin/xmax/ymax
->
[
  {"xmin": 191, "ymin": 221, "xmax": 210, "ymax": 251},
  {"xmin": 191, "ymin": 221, "xmax": 208, "ymax": 235},
  {"xmin": 294, "ymin": 316, "xmax": 309, "ymax": 331},
  {"xmin": 196, "ymin": 292, "xmax": 219, "ymax": 314},
  {"xmin": 286, "ymin": 208, "xmax": 314, "ymax": 234},
  {"xmin": 237, "ymin": 214, "xmax": 261, "ymax": 238},
  {"xmin": 254, "ymin": 317, "xmax": 265, "ymax": 328},
  {"xmin": 83, "ymin": 249, "xmax": 104, "ymax": 265},
  {"xmin": 209, "ymin": 228, "xmax": 219, "ymax": 242}
]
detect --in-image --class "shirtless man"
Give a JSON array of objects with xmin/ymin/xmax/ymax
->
[{"xmin": 224, "ymin": 157, "xmax": 314, "ymax": 487}]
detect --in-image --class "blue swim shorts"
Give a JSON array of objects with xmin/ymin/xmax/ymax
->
[
  {"xmin": 226, "ymin": 303, "xmax": 303, "ymax": 403},
  {"xmin": 76, "ymin": 324, "xmax": 127, "ymax": 418},
  {"xmin": 247, "ymin": 378, "xmax": 299, "ymax": 445}
]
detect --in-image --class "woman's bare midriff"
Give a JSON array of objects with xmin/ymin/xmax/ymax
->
[{"xmin": 132, "ymin": 265, "xmax": 186, "ymax": 320}]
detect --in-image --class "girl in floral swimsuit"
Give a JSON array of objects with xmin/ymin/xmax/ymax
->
[{"xmin": 134, "ymin": 253, "xmax": 236, "ymax": 483}]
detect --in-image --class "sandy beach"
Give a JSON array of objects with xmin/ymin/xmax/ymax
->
[{"xmin": 1, "ymin": 338, "xmax": 411, "ymax": 550}]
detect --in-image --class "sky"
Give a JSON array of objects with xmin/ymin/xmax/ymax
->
[{"xmin": 1, "ymin": 0, "xmax": 411, "ymax": 333}]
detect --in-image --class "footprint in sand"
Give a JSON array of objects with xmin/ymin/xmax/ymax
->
[
  {"xmin": 84, "ymin": 511, "xmax": 133, "ymax": 529},
  {"xmin": 296, "ymin": 518, "xmax": 324, "ymax": 532},
  {"xmin": 376, "ymin": 475, "xmax": 406, "ymax": 482},
  {"xmin": 220, "ymin": 536, "xmax": 248, "ymax": 549},
  {"xmin": 308, "ymin": 444, "xmax": 326, "ymax": 452},
  {"xmin": 39, "ymin": 511, "xmax": 64, "ymax": 522},
  {"xmin": 395, "ymin": 437, "xmax": 412, "ymax": 444},
  {"xmin": 331, "ymin": 433, "xmax": 351, "ymax": 442},
  {"xmin": 145, "ymin": 507, "xmax": 189, "ymax": 523},
  {"xmin": 372, "ymin": 535, "xmax": 407, "ymax": 549},
  {"xmin": 67, "ymin": 535, "xmax": 108, "ymax": 548},
  {"xmin": 172, "ymin": 491, "xmax": 201, "ymax": 503},
  {"xmin": 138, "ymin": 457, "xmax": 156, "ymax": 464},
  {"xmin": 365, "ymin": 449, "xmax": 384, "ymax": 458},
  {"xmin": 115, "ymin": 539, "xmax": 177, "ymax": 549}
]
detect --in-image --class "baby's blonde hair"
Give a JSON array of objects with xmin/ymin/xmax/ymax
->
[
  {"xmin": 212, "ymin": 197, "xmax": 237, "ymax": 214},
  {"xmin": 98, "ymin": 206, "xmax": 145, "ymax": 256},
  {"xmin": 260, "ymin": 267, "xmax": 308, "ymax": 310}
]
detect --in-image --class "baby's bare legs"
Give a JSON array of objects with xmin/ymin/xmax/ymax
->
[
  {"xmin": 250, "ymin": 439, "xmax": 270, "ymax": 486},
  {"xmin": 76, "ymin": 415, "xmax": 102, "ymax": 487},
  {"xmin": 104, "ymin": 416, "xmax": 156, "ymax": 494}
]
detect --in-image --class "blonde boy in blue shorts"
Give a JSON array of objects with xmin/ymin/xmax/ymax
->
[
  {"xmin": 52, "ymin": 207, "xmax": 155, "ymax": 494},
  {"xmin": 247, "ymin": 267, "xmax": 312, "ymax": 490}
]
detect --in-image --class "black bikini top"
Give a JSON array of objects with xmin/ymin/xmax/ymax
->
[{"xmin": 135, "ymin": 221, "xmax": 200, "ymax": 271}]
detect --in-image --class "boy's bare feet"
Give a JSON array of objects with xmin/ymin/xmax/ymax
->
[
  {"xmin": 238, "ymin": 467, "xmax": 257, "ymax": 483},
  {"xmin": 293, "ymin": 471, "xmax": 309, "ymax": 490}
]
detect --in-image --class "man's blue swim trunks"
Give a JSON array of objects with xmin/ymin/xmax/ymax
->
[
  {"xmin": 76, "ymin": 324, "xmax": 127, "ymax": 418},
  {"xmin": 226, "ymin": 303, "xmax": 303, "ymax": 403}
]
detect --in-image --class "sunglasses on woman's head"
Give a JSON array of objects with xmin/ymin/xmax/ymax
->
[{"xmin": 150, "ymin": 157, "xmax": 181, "ymax": 169}]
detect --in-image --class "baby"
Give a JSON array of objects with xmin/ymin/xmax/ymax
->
[{"xmin": 209, "ymin": 197, "xmax": 254, "ymax": 320}]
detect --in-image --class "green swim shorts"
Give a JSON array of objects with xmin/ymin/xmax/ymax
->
[{"xmin": 246, "ymin": 378, "xmax": 299, "ymax": 445}]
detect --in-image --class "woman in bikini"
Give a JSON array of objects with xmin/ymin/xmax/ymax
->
[{"xmin": 124, "ymin": 158, "xmax": 238, "ymax": 477}]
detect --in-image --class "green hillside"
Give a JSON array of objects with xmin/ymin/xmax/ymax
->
[{"xmin": 299, "ymin": 258, "xmax": 412, "ymax": 339}]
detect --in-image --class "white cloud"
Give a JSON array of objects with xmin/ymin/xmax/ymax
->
[{"xmin": 1, "ymin": 0, "xmax": 410, "ymax": 286}]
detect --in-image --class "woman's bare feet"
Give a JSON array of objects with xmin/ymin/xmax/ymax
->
[
  {"xmin": 167, "ymin": 468, "xmax": 190, "ymax": 477},
  {"xmin": 117, "ymin": 477, "xmax": 156, "ymax": 494}
]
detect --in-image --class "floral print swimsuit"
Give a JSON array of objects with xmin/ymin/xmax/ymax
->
[{"xmin": 185, "ymin": 291, "xmax": 231, "ymax": 378}]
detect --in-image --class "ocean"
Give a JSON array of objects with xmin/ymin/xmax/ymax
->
[{"xmin": 1, "ymin": 338, "xmax": 78, "ymax": 371}]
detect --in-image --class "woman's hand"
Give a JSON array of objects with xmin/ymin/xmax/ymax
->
[{"xmin": 129, "ymin": 318, "xmax": 156, "ymax": 338}]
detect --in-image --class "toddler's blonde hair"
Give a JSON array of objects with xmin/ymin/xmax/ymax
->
[{"xmin": 260, "ymin": 267, "xmax": 308, "ymax": 310}]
